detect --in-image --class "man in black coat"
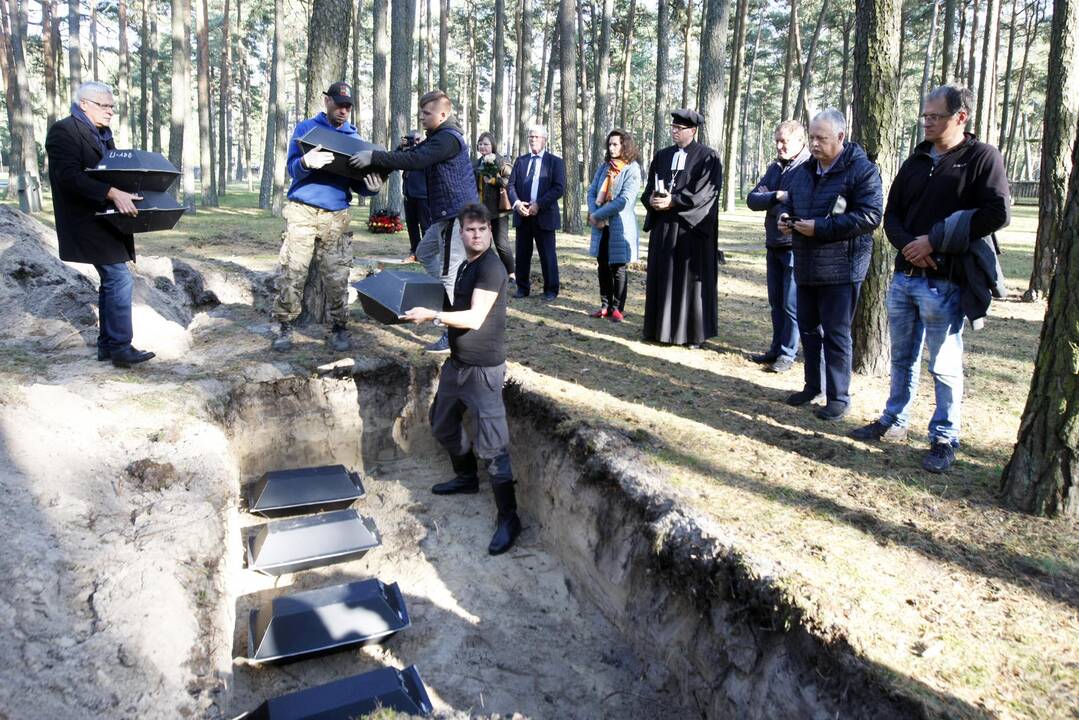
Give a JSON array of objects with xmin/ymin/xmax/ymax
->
[
  {"xmin": 507, "ymin": 125, "xmax": 566, "ymax": 300},
  {"xmin": 45, "ymin": 81, "xmax": 154, "ymax": 368}
]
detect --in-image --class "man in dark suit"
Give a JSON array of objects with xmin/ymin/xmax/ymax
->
[
  {"xmin": 45, "ymin": 81, "xmax": 154, "ymax": 368},
  {"xmin": 507, "ymin": 125, "xmax": 565, "ymax": 300}
]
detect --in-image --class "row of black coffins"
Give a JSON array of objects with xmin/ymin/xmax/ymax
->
[
  {"xmin": 239, "ymin": 464, "xmax": 433, "ymax": 718},
  {"xmin": 88, "ymin": 149, "xmax": 186, "ymax": 233}
]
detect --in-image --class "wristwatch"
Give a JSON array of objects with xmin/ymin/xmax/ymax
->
[{"xmin": 432, "ymin": 313, "xmax": 444, "ymax": 327}]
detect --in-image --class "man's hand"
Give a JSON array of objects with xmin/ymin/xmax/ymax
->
[
  {"xmin": 527, "ymin": 202, "xmax": 540, "ymax": 216},
  {"xmin": 402, "ymin": 307, "xmax": 438, "ymax": 324},
  {"xmin": 348, "ymin": 150, "xmax": 373, "ymax": 170},
  {"xmin": 362, "ymin": 173, "xmax": 383, "ymax": 192},
  {"xmin": 778, "ymin": 212, "xmax": 793, "ymax": 236},
  {"xmin": 107, "ymin": 187, "xmax": 142, "ymax": 216},
  {"xmin": 515, "ymin": 200, "xmax": 530, "ymax": 216},
  {"xmin": 775, "ymin": 190, "xmax": 788, "ymax": 202},
  {"xmin": 902, "ymin": 235, "xmax": 938, "ymax": 269},
  {"xmin": 650, "ymin": 193, "xmax": 672, "ymax": 211},
  {"xmin": 302, "ymin": 144, "xmax": 334, "ymax": 170},
  {"xmin": 792, "ymin": 218, "xmax": 815, "ymax": 237}
]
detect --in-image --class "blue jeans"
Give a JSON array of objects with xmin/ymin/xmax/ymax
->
[
  {"xmin": 880, "ymin": 272, "xmax": 964, "ymax": 445},
  {"xmin": 765, "ymin": 247, "xmax": 798, "ymax": 359},
  {"xmin": 93, "ymin": 262, "xmax": 134, "ymax": 353},
  {"xmin": 797, "ymin": 282, "xmax": 862, "ymax": 405}
]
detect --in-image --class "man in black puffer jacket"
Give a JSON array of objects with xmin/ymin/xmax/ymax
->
[{"xmin": 779, "ymin": 108, "xmax": 883, "ymax": 421}]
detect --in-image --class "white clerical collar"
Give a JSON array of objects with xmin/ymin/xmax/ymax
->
[{"xmin": 671, "ymin": 148, "xmax": 687, "ymax": 172}]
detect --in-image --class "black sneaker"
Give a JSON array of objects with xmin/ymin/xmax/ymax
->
[
  {"xmin": 922, "ymin": 442, "xmax": 956, "ymax": 473},
  {"xmin": 786, "ymin": 388, "xmax": 824, "ymax": 406},
  {"xmin": 751, "ymin": 352, "xmax": 779, "ymax": 364},
  {"xmin": 815, "ymin": 401, "xmax": 850, "ymax": 421},
  {"xmin": 851, "ymin": 421, "xmax": 909, "ymax": 442}
]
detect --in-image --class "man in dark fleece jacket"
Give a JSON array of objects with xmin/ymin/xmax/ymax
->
[
  {"xmin": 779, "ymin": 109, "xmax": 883, "ymax": 422},
  {"xmin": 271, "ymin": 82, "xmax": 382, "ymax": 354},
  {"xmin": 350, "ymin": 90, "xmax": 479, "ymax": 353},
  {"xmin": 851, "ymin": 85, "xmax": 1010, "ymax": 474},
  {"xmin": 747, "ymin": 120, "xmax": 812, "ymax": 373}
]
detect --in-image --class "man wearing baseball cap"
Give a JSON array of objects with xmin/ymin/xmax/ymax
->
[{"xmin": 269, "ymin": 81, "xmax": 383, "ymax": 353}]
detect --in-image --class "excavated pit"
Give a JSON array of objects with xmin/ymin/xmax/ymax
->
[{"xmin": 214, "ymin": 357, "xmax": 924, "ymax": 720}]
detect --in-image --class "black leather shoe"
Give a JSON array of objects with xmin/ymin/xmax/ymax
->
[
  {"xmin": 513, "ymin": 289, "xmax": 529, "ymax": 299},
  {"xmin": 786, "ymin": 388, "xmax": 824, "ymax": 406},
  {"xmin": 431, "ymin": 476, "xmax": 480, "ymax": 495},
  {"xmin": 815, "ymin": 401, "xmax": 850, "ymax": 421},
  {"xmin": 97, "ymin": 348, "xmax": 111, "ymax": 361},
  {"xmin": 751, "ymin": 352, "xmax": 778, "ymax": 364},
  {"xmin": 111, "ymin": 347, "xmax": 155, "ymax": 368}
]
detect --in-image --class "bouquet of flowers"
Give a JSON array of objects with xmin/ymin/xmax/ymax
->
[
  {"xmin": 367, "ymin": 209, "xmax": 404, "ymax": 234},
  {"xmin": 478, "ymin": 153, "xmax": 501, "ymax": 184}
]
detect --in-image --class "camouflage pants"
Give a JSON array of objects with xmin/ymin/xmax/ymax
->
[{"xmin": 271, "ymin": 201, "xmax": 352, "ymax": 325}]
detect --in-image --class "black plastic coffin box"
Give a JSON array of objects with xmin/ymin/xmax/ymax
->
[
  {"xmin": 245, "ymin": 508, "xmax": 381, "ymax": 576},
  {"xmin": 240, "ymin": 665, "xmax": 433, "ymax": 719},
  {"xmin": 246, "ymin": 578, "xmax": 410, "ymax": 663},
  {"xmin": 353, "ymin": 270, "xmax": 446, "ymax": 325},
  {"xmin": 96, "ymin": 191, "xmax": 185, "ymax": 233},
  {"xmin": 85, "ymin": 149, "xmax": 181, "ymax": 192},
  {"xmin": 296, "ymin": 125, "xmax": 388, "ymax": 182},
  {"xmin": 245, "ymin": 464, "xmax": 366, "ymax": 517}
]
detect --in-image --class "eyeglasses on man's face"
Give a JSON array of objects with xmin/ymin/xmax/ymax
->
[
  {"xmin": 920, "ymin": 111, "xmax": 958, "ymax": 124},
  {"xmin": 670, "ymin": 124, "xmax": 690, "ymax": 133},
  {"xmin": 84, "ymin": 98, "xmax": 115, "ymax": 111}
]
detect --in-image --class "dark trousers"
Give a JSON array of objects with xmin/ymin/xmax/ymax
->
[
  {"xmin": 403, "ymin": 196, "xmax": 429, "ymax": 255},
  {"xmin": 514, "ymin": 217, "xmax": 559, "ymax": 296},
  {"xmin": 430, "ymin": 358, "xmax": 514, "ymax": 485},
  {"xmin": 93, "ymin": 262, "xmax": 134, "ymax": 353},
  {"xmin": 766, "ymin": 247, "xmax": 799, "ymax": 359},
  {"xmin": 796, "ymin": 281, "xmax": 862, "ymax": 405},
  {"xmin": 491, "ymin": 214, "xmax": 514, "ymax": 277},
  {"xmin": 597, "ymin": 227, "xmax": 627, "ymax": 311}
]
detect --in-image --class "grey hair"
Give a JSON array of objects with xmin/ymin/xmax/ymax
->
[
  {"xmin": 811, "ymin": 108, "xmax": 847, "ymax": 136},
  {"xmin": 774, "ymin": 119, "xmax": 806, "ymax": 140},
  {"xmin": 76, "ymin": 81, "xmax": 114, "ymax": 101},
  {"xmin": 527, "ymin": 124, "xmax": 548, "ymax": 138},
  {"xmin": 926, "ymin": 84, "xmax": 974, "ymax": 116}
]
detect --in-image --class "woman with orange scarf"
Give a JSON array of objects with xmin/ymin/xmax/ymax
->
[{"xmin": 586, "ymin": 129, "xmax": 642, "ymax": 321}]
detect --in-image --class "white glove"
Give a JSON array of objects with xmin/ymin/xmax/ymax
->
[{"xmin": 301, "ymin": 143, "xmax": 334, "ymax": 170}]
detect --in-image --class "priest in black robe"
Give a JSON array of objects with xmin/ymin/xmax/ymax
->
[{"xmin": 641, "ymin": 109, "xmax": 722, "ymax": 348}]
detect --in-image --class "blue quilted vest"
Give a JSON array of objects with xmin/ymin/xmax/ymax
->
[{"xmin": 425, "ymin": 125, "xmax": 478, "ymax": 221}]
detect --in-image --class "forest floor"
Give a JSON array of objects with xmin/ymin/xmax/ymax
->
[{"xmin": 10, "ymin": 188, "xmax": 1079, "ymax": 719}]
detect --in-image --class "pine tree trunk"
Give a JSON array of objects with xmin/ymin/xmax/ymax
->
[
  {"xmin": 975, "ymin": 0, "xmax": 1001, "ymax": 139},
  {"xmin": 351, "ymin": 0, "xmax": 363, "ymax": 131},
  {"xmin": 616, "ymin": 0, "xmax": 636, "ymax": 127},
  {"xmin": 681, "ymin": 0, "xmax": 694, "ymax": 107},
  {"xmin": 196, "ymin": 0, "xmax": 217, "ymax": 205},
  {"xmin": 722, "ymin": 0, "xmax": 748, "ymax": 210},
  {"xmin": 851, "ymin": 0, "xmax": 902, "ymax": 376},
  {"xmin": 653, "ymin": 0, "xmax": 670, "ymax": 155},
  {"xmin": 467, "ymin": 7, "xmax": 478, "ymax": 142},
  {"xmin": 305, "ymin": 0, "xmax": 351, "ymax": 116},
  {"xmin": 696, "ymin": 0, "xmax": 732, "ymax": 149},
  {"xmin": 738, "ymin": 8, "xmax": 762, "ymax": 194},
  {"xmin": 917, "ymin": 0, "xmax": 942, "ymax": 144},
  {"xmin": 558, "ymin": 0, "xmax": 582, "ymax": 233},
  {"xmin": 169, "ymin": 0, "xmax": 189, "ymax": 204},
  {"xmin": 438, "ymin": 0, "xmax": 448, "ymax": 89},
  {"xmin": 966, "ymin": 0, "xmax": 980, "ymax": 92},
  {"xmin": 492, "ymin": 0, "xmax": 506, "ymax": 142},
  {"xmin": 1005, "ymin": 2, "xmax": 1041, "ymax": 171},
  {"xmin": 67, "ymin": 0, "xmax": 80, "ymax": 88},
  {"xmin": 371, "ymin": 0, "xmax": 389, "ymax": 148},
  {"xmin": 1024, "ymin": 0, "xmax": 1079, "ymax": 301},
  {"xmin": 838, "ymin": 11, "xmax": 851, "ymax": 114},
  {"xmin": 955, "ymin": 0, "xmax": 967, "ymax": 80},
  {"xmin": 793, "ymin": 0, "xmax": 829, "ymax": 126},
  {"xmin": 941, "ymin": 0, "xmax": 956, "ymax": 83},
  {"xmin": 997, "ymin": 0, "xmax": 1019, "ymax": 150},
  {"xmin": 386, "ymin": 0, "xmax": 415, "ymax": 214},
  {"xmin": 516, "ymin": 0, "xmax": 533, "ymax": 156},
  {"xmin": 117, "ymin": 0, "xmax": 130, "ymax": 145},
  {"xmin": 90, "ymin": 0, "xmax": 98, "ymax": 80},
  {"xmin": 258, "ymin": 0, "xmax": 278, "ymax": 210},
  {"xmin": 780, "ymin": 0, "xmax": 797, "ymax": 120},
  {"xmin": 218, "ymin": 0, "xmax": 230, "ymax": 195},
  {"xmin": 543, "ymin": 20, "xmax": 559, "ymax": 127},
  {"xmin": 1000, "ymin": 120, "xmax": 1079, "ymax": 517},
  {"xmin": 42, "ymin": 0, "xmax": 58, "ymax": 132},
  {"xmin": 270, "ymin": 0, "xmax": 287, "ymax": 216},
  {"xmin": 139, "ymin": 0, "xmax": 150, "ymax": 149},
  {"xmin": 6, "ymin": 0, "xmax": 41, "ymax": 210},
  {"xmin": 151, "ymin": 5, "xmax": 162, "ymax": 153},
  {"xmin": 590, "ymin": 0, "xmax": 613, "ymax": 175}
]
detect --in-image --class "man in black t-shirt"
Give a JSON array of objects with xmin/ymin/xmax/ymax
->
[{"xmin": 403, "ymin": 203, "xmax": 519, "ymax": 556}]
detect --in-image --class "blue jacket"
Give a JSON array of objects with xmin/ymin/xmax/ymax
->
[
  {"xmin": 586, "ymin": 161, "xmax": 641, "ymax": 264},
  {"xmin": 286, "ymin": 113, "xmax": 378, "ymax": 211},
  {"xmin": 781, "ymin": 142, "xmax": 883, "ymax": 286},
  {"xmin": 747, "ymin": 146, "xmax": 811, "ymax": 248},
  {"xmin": 403, "ymin": 168, "xmax": 427, "ymax": 199},
  {"xmin": 507, "ymin": 151, "xmax": 566, "ymax": 231}
]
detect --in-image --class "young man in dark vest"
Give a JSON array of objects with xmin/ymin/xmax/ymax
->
[
  {"xmin": 350, "ymin": 91, "xmax": 479, "ymax": 352},
  {"xmin": 403, "ymin": 203, "xmax": 521, "ymax": 556}
]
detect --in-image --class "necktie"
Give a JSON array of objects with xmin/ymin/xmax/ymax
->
[{"xmin": 526, "ymin": 155, "xmax": 540, "ymax": 182}]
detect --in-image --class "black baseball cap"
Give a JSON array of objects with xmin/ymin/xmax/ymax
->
[{"xmin": 325, "ymin": 81, "xmax": 354, "ymax": 106}]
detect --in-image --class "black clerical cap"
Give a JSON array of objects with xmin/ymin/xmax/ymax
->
[
  {"xmin": 671, "ymin": 108, "xmax": 704, "ymax": 127},
  {"xmin": 325, "ymin": 81, "xmax": 354, "ymax": 106}
]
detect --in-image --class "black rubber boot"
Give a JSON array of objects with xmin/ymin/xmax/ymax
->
[
  {"xmin": 431, "ymin": 452, "xmax": 480, "ymax": 495},
  {"xmin": 488, "ymin": 481, "xmax": 521, "ymax": 556}
]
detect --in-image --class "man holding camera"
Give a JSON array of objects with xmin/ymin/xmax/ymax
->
[
  {"xmin": 271, "ymin": 81, "xmax": 383, "ymax": 353},
  {"xmin": 402, "ymin": 203, "xmax": 520, "ymax": 556},
  {"xmin": 640, "ymin": 109, "xmax": 722, "ymax": 348}
]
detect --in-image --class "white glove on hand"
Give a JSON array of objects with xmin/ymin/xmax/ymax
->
[{"xmin": 301, "ymin": 143, "xmax": 334, "ymax": 170}]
